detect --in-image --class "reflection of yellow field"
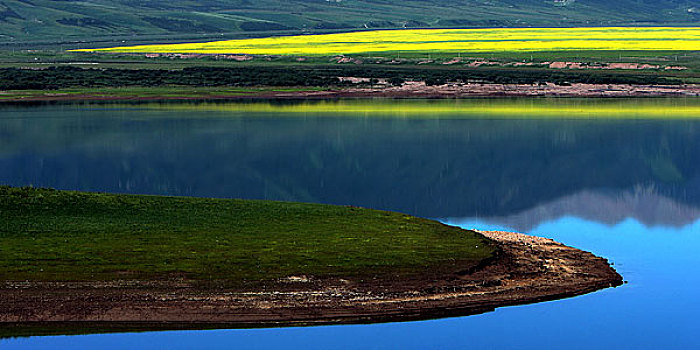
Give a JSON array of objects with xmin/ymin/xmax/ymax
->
[
  {"xmin": 127, "ymin": 98, "xmax": 700, "ymax": 119},
  {"xmin": 73, "ymin": 27, "xmax": 700, "ymax": 55}
]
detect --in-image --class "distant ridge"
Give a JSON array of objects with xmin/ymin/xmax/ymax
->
[{"xmin": 0, "ymin": 0, "xmax": 698, "ymax": 44}]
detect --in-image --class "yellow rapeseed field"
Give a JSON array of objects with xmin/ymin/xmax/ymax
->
[{"xmin": 73, "ymin": 27, "xmax": 700, "ymax": 55}]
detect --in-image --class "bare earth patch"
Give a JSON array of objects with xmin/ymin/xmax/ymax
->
[
  {"xmin": 1, "ymin": 83, "xmax": 699, "ymax": 104},
  {"xmin": 335, "ymin": 82, "xmax": 700, "ymax": 98},
  {"xmin": 0, "ymin": 230, "xmax": 622, "ymax": 333}
]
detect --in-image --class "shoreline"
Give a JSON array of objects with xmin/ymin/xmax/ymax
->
[
  {"xmin": 0, "ymin": 230, "xmax": 623, "ymax": 337},
  {"xmin": 0, "ymin": 83, "xmax": 698, "ymax": 104}
]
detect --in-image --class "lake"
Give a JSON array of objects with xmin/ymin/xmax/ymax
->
[{"xmin": 1, "ymin": 98, "xmax": 699, "ymax": 349}]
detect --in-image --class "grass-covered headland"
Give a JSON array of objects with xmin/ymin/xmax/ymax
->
[
  {"xmin": 0, "ymin": 186, "xmax": 495, "ymax": 287},
  {"xmin": 0, "ymin": 186, "xmax": 623, "ymax": 336}
]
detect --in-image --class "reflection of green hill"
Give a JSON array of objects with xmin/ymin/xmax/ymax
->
[
  {"xmin": 1, "ymin": 103, "xmax": 700, "ymax": 219},
  {"xmin": 460, "ymin": 187, "xmax": 700, "ymax": 231}
]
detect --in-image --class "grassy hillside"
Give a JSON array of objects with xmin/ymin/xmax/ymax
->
[
  {"xmin": 0, "ymin": 0, "xmax": 698, "ymax": 46},
  {"xmin": 0, "ymin": 186, "xmax": 495, "ymax": 285}
]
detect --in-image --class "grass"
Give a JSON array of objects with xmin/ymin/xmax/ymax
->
[
  {"xmin": 1, "ymin": 0, "xmax": 698, "ymax": 45},
  {"xmin": 74, "ymin": 27, "xmax": 700, "ymax": 56},
  {"xmin": 0, "ymin": 186, "xmax": 495, "ymax": 286},
  {"xmin": 0, "ymin": 86, "xmax": 323, "ymax": 100},
  {"xmin": 2, "ymin": 49, "xmax": 699, "ymax": 70}
]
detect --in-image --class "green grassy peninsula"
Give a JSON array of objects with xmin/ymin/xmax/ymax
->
[
  {"xmin": 0, "ymin": 186, "xmax": 623, "ymax": 336},
  {"xmin": 0, "ymin": 186, "xmax": 495, "ymax": 286}
]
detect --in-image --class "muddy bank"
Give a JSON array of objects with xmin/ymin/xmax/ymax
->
[
  {"xmin": 1, "ymin": 83, "xmax": 698, "ymax": 104},
  {"xmin": 334, "ymin": 82, "xmax": 700, "ymax": 98},
  {"xmin": 0, "ymin": 231, "xmax": 622, "ymax": 335}
]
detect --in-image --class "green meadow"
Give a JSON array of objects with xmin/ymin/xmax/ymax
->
[{"xmin": 0, "ymin": 187, "xmax": 495, "ymax": 286}]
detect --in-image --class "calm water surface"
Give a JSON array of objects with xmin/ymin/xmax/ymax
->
[{"xmin": 1, "ymin": 99, "xmax": 699, "ymax": 349}]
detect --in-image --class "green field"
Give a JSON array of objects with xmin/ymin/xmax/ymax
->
[
  {"xmin": 0, "ymin": 187, "xmax": 495, "ymax": 286},
  {"xmin": 0, "ymin": 86, "xmax": 324, "ymax": 101},
  {"xmin": 2, "ymin": 49, "xmax": 699, "ymax": 71}
]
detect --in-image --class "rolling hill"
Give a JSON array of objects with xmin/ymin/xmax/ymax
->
[{"xmin": 0, "ymin": 0, "xmax": 698, "ymax": 45}]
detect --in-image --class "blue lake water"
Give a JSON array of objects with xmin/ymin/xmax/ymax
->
[{"xmin": 1, "ymin": 100, "xmax": 699, "ymax": 349}]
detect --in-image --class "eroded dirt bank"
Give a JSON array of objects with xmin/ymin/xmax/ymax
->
[
  {"xmin": 0, "ymin": 231, "xmax": 622, "ymax": 334},
  {"xmin": 1, "ymin": 83, "xmax": 698, "ymax": 104},
  {"xmin": 335, "ymin": 82, "xmax": 700, "ymax": 98}
]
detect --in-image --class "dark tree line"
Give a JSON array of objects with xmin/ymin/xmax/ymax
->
[{"xmin": 0, "ymin": 66, "xmax": 683, "ymax": 90}]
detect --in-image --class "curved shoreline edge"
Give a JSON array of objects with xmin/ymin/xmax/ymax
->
[{"xmin": 0, "ymin": 230, "xmax": 623, "ymax": 337}]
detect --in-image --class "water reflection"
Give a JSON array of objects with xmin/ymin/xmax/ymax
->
[
  {"xmin": 1, "ymin": 101, "xmax": 699, "ymax": 223},
  {"xmin": 1, "ymin": 100, "xmax": 700, "ymax": 348},
  {"xmin": 451, "ymin": 186, "xmax": 700, "ymax": 232},
  {"xmin": 116, "ymin": 98, "xmax": 700, "ymax": 118}
]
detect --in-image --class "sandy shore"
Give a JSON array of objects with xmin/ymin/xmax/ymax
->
[{"xmin": 0, "ymin": 230, "xmax": 622, "ymax": 334}]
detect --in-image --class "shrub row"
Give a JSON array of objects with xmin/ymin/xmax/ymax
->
[{"xmin": 0, "ymin": 66, "xmax": 682, "ymax": 90}]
